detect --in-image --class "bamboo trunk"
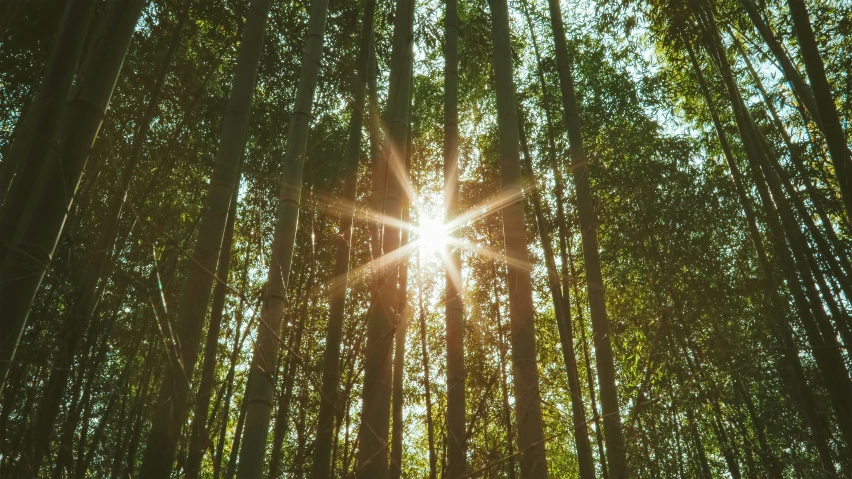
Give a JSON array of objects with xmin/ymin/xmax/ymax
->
[
  {"xmin": 122, "ymin": 343, "xmax": 160, "ymax": 479},
  {"xmin": 730, "ymin": 32, "xmax": 849, "ymax": 267},
  {"xmin": 696, "ymin": 0, "xmax": 852, "ymax": 450},
  {"xmin": 0, "ymin": 0, "xmax": 96, "ymax": 228},
  {"xmin": 689, "ymin": 410, "xmax": 714, "ymax": 479},
  {"xmin": 418, "ymin": 252, "xmax": 438, "ymax": 479},
  {"xmin": 519, "ymin": 6, "xmax": 610, "ymax": 474},
  {"xmin": 139, "ymin": 2, "xmax": 272, "ymax": 475},
  {"xmin": 684, "ymin": 39, "xmax": 836, "ymax": 477},
  {"xmin": 443, "ymin": 0, "xmax": 467, "ymax": 476},
  {"xmin": 185, "ymin": 180, "xmax": 239, "ymax": 479},
  {"xmin": 738, "ymin": 0, "xmax": 822, "ymax": 130},
  {"xmin": 236, "ymin": 0, "xmax": 330, "ymax": 473},
  {"xmin": 492, "ymin": 274, "xmax": 517, "ymax": 479},
  {"xmin": 786, "ymin": 0, "xmax": 852, "ymax": 222},
  {"xmin": 487, "ymin": 0, "xmax": 549, "ymax": 476},
  {"xmin": 225, "ymin": 385, "xmax": 250, "ymax": 479},
  {"xmin": 30, "ymin": 9, "xmax": 189, "ymax": 471},
  {"xmin": 216, "ymin": 290, "xmax": 248, "ymax": 479},
  {"xmin": 0, "ymin": 0, "xmax": 130, "ymax": 391},
  {"xmin": 734, "ymin": 380, "xmax": 783, "ymax": 478},
  {"xmin": 545, "ymin": 0, "xmax": 626, "ymax": 475},
  {"xmin": 310, "ymin": 1, "xmax": 376, "ymax": 475},
  {"xmin": 268, "ymin": 257, "xmax": 315, "ymax": 479},
  {"xmin": 390, "ymin": 198, "xmax": 411, "ymax": 479},
  {"xmin": 356, "ymin": 0, "xmax": 414, "ymax": 474},
  {"xmin": 518, "ymin": 110, "xmax": 596, "ymax": 479},
  {"xmin": 574, "ymin": 266, "xmax": 609, "ymax": 479}
]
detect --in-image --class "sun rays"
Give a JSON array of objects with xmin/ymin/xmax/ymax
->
[
  {"xmin": 315, "ymin": 178, "xmax": 530, "ymax": 299},
  {"xmin": 411, "ymin": 216, "xmax": 450, "ymax": 254},
  {"xmin": 310, "ymin": 96, "xmax": 531, "ymax": 296}
]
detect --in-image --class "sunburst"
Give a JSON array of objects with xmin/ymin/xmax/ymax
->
[
  {"xmin": 313, "ymin": 185, "xmax": 530, "ymax": 302},
  {"xmin": 412, "ymin": 216, "xmax": 451, "ymax": 254},
  {"xmin": 312, "ymin": 104, "xmax": 531, "ymax": 295}
]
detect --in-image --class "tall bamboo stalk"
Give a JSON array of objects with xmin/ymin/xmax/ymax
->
[
  {"xmin": 185, "ymin": 179, "xmax": 240, "ymax": 479},
  {"xmin": 443, "ymin": 0, "xmax": 466, "ymax": 476},
  {"xmin": 731, "ymin": 33, "xmax": 850, "ymax": 275},
  {"xmin": 519, "ymin": 6, "xmax": 610, "ymax": 473},
  {"xmin": 487, "ymin": 0, "xmax": 549, "ymax": 476},
  {"xmin": 0, "ymin": 0, "xmax": 140, "ymax": 394},
  {"xmin": 786, "ymin": 0, "xmax": 852, "ymax": 224},
  {"xmin": 310, "ymin": 0, "xmax": 376, "ymax": 476},
  {"xmin": 419, "ymin": 251, "xmax": 438, "ymax": 479},
  {"xmin": 695, "ymin": 0, "xmax": 852, "ymax": 450},
  {"xmin": 390, "ymin": 192, "xmax": 411, "ymax": 479},
  {"xmin": 267, "ymin": 241, "xmax": 315, "ymax": 479},
  {"xmin": 139, "ymin": 2, "xmax": 272, "ymax": 476},
  {"xmin": 30, "ymin": 8, "xmax": 189, "ymax": 471},
  {"xmin": 684, "ymin": 39, "xmax": 837, "ymax": 476},
  {"xmin": 738, "ymin": 0, "xmax": 822, "ymax": 131},
  {"xmin": 236, "ymin": 0, "xmax": 330, "ymax": 475},
  {"xmin": 356, "ymin": 0, "xmax": 415, "ymax": 474},
  {"xmin": 492, "ymin": 271, "xmax": 517, "ymax": 479},
  {"xmin": 0, "ymin": 0, "xmax": 96, "ymax": 225},
  {"xmin": 545, "ymin": 0, "xmax": 626, "ymax": 475},
  {"xmin": 518, "ymin": 109, "xmax": 596, "ymax": 479}
]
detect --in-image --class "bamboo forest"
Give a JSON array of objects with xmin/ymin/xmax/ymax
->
[{"xmin": 2, "ymin": 0, "xmax": 852, "ymax": 477}]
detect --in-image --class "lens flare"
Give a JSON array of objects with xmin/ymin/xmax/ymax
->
[{"xmin": 415, "ymin": 216, "xmax": 450, "ymax": 254}]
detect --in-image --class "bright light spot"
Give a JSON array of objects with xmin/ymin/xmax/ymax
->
[{"xmin": 416, "ymin": 217, "xmax": 450, "ymax": 254}]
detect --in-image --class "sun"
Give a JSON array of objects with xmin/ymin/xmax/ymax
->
[{"xmin": 415, "ymin": 216, "xmax": 450, "ymax": 254}]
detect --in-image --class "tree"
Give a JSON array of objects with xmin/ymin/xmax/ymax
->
[
  {"xmin": 692, "ymin": 0, "xmax": 852, "ymax": 450},
  {"xmin": 356, "ymin": 0, "xmax": 414, "ymax": 474},
  {"xmin": 29, "ymin": 7, "xmax": 190, "ymax": 471},
  {"xmin": 487, "ymin": 0, "xmax": 549, "ymax": 476},
  {"xmin": 0, "ymin": 0, "xmax": 141, "ymax": 395},
  {"xmin": 684, "ymin": 38, "xmax": 837, "ymax": 476},
  {"xmin": 738, "ymin": 0, "xmax": 822, "ymax": 131},
  {"xmin": 236, "ymin": 0, "xmax": 332, "ymax": 475},
  {"xmin": 0, "ymin": 0, "xmax": 98, "ymax": 388},
  {"xmin": 186, "ymin": 178, "xmax": 239, "ymax": 479},
  {"xmin": 544, "ymin": 0, "xmax": 626, "ymax": 475},
  {"xmin": 5, "ymin": 0, "xmax": 852, "ymax": 477},
  {"xmin": 390, "ymin": 192, "xmax": 411, "ymax": 479},
  {"xmin": 443, "ymin": 0, "xmax": 466, "ymax": 477},
  {"xmin": 0, "ymin": 0, "xmax": 96, "ymax": 225},
  {"xmin": 519, "ymin": 108, "xmax": 596, "ymax": 479},
  {"xmin": 786, "ymin": 0, "xmax": 852, "ymax": 222},
  {"xmin": 139, "ymin": 1, "xmax": 273, "ymax": 475},
  {"xmin": 309, "ymin": 0, "xmax": 376, "ymax": 476}
]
